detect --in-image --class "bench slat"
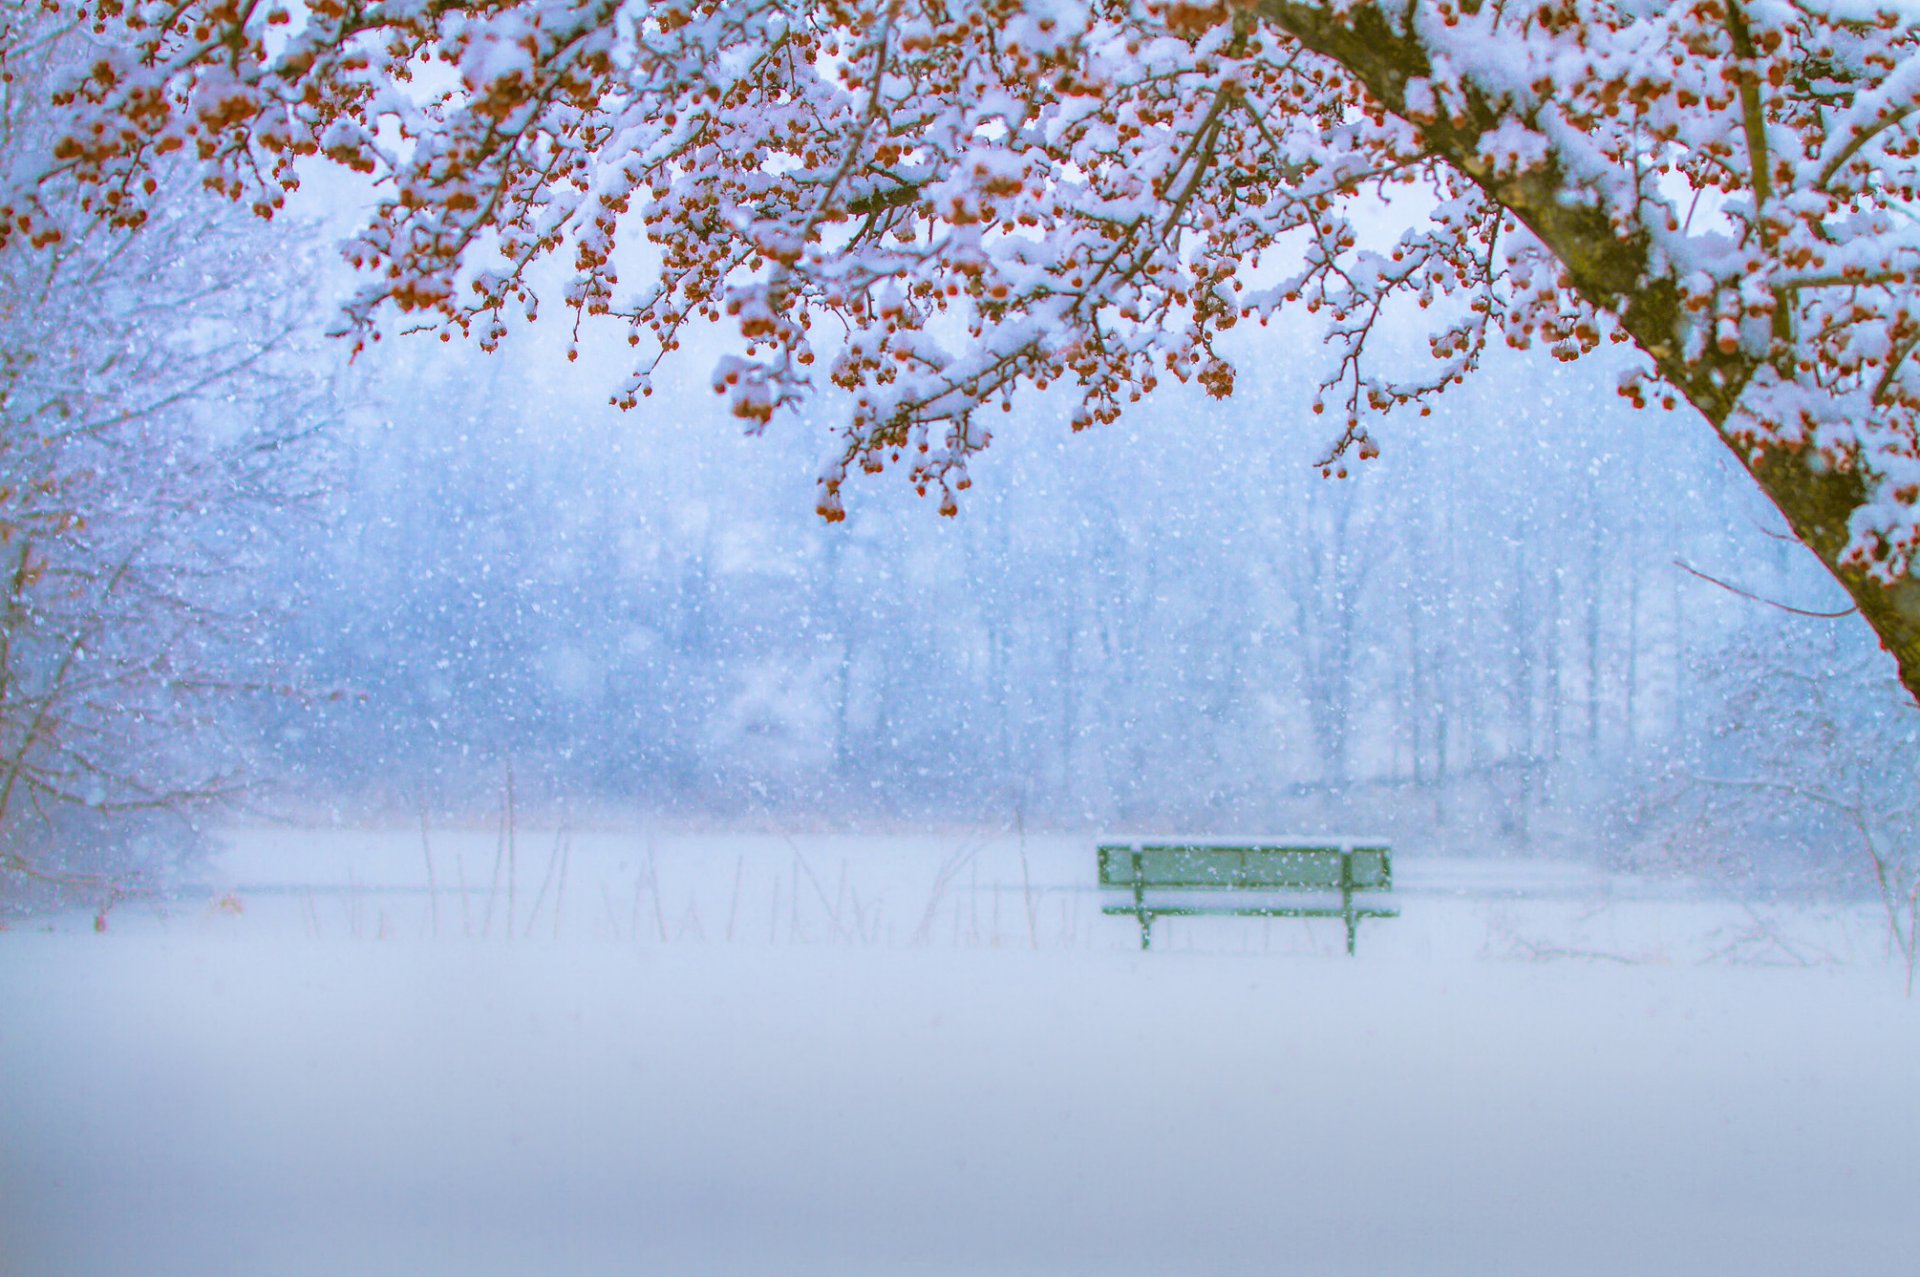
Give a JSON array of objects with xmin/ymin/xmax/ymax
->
[
  {"xmin": 1101, "ymin": 904, "xmax": 1401, "ymax": 920},
  {"xmin": 1097, "ymin": 843, "xmax": 1392, "ymax": 891}
]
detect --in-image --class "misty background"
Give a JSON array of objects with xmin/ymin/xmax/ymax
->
[
  {"xmin": 3, "ymin": 107, "xmax": 1912, "ymax": 910},
  {"xmin": 231, "ymin": 284, "xmax": 1907, "ymax": 891}
]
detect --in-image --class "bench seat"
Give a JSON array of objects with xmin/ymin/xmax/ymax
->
[{"xmin": 1097, "ymin": 839, "xmax": 1397, "ymax": 953}]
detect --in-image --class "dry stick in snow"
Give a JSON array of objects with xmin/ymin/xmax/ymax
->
[
  {"xmin": 1511, "ymin": 937, "xmax": 1642, "ymax": 965},
  {"xmin": 552, "ymin": 828, "xmax": 570, "ymax": 943},
  {"xmin": 784, "ymin": 838, "xmax": 849, "ymax": 941},
  {"xmin": 600, "ymin": 880, "xmax": 622, "ymax": 941},
  {"xmin": 1017, "ymin": 806, "xmax": 1037, "ymax": 950},
  {"xmin": 629, "ymin": 863, "xmax": 644, "ymax": 944},
  {"xmin": 848, "ymin": 883, "xmax": 873, "ymax": 944},
  {"xmin": 482, "ymin": 812, "xmax": 505, "ymax": 940},
  {"xmin": 912, "ymin": 840, "xmax": 980, "ymax": 945},
  {"xmin": 455, "ymin": 853, "xmax": 472, "ymax": 939},
  {"xmin": 417, "ymin": 791, "xmax": 439, "ymax": 939},
  {"xmin": 646, "ymin": 834, "xmax": 668, "ymax": 943},
  {"xmin": 1724, "ymin": 899, "xmax": 1827, "ymax": 968},
  {"xmin": 725, "ymin": 853, "xmax": 743, "ymax": 943},
  {"xmin": 789, "ymin": 849, "xmax": 801, "ymax": 941},
  {"xmin": 503, "ymin": 763, "xmax": 518, "ymax": 941},
  {"xmin": 969, "ymin": 861, "xmax": 980, "ymax": 946},
  {"xmin": 834, "ymin": 858, "xmax": 848, "ymax": 934},
  {"xmin": 524, "ymin": 826, "xmax": 566, "ymax": 941}
]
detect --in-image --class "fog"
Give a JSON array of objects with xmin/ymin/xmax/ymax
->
[{"xmin": 222, "ymin": 305, "xmax": 1899, "ymax": 894}]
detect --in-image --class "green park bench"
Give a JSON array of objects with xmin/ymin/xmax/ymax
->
[{"xmin": 1097, "ymin": 839, "xmax": 1397, "ymax": 954}]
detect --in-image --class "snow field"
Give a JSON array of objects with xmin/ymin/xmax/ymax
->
[{"xmin": 2, "ymin": 828, "xmax": 1917, "ymax": 1276}]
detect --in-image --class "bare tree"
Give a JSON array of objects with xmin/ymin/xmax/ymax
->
[
  {"xmin": 1647, "ymin": 614, "xmax": 1920, "ymax": 987},
  {"xmin": 0, "ymin": 25, "xmax": 332, "ymax": 912}
]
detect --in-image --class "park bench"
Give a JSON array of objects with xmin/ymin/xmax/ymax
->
[{"xmin": 1097, "ymin": 838, "xmax": 1397, "ymax": 953}]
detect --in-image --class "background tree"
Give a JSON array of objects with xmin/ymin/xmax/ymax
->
[
  {"xmin": 249, "ymin": 333, "xmax": 1786, "ymax": 865},
  {"xmin": 0, "ymin": 18, "xmax": 332, "ymax": 913},
  {"xmin": 1634, "ymin": 610, "xmax": 1920, "ymax": 985}
]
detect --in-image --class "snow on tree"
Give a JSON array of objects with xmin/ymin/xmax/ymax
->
[
  {"xmin": 20, "ymin": 1, "xmax": 1920, "ymax": 695},
  {"xmin": 0, "ymin": 16, "xmax": 332, "ymax": 910}
]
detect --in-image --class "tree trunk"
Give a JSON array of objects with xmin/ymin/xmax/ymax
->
[{"xmin": 1257, "ymin": 0, "xmax": 1920, "ymax": 703}]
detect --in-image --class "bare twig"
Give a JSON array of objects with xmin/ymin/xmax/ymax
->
[{"xmin": 1674, "ymin": 559, "xmax": 1855, "ymax": 619}]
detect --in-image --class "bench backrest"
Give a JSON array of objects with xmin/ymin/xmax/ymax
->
[{"xmin": 1097, "ymin": 841, "xmax": 1392, "ymax": 892}]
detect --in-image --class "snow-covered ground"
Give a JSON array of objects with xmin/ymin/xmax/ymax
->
[{"xmin": 3, "ymin": 827, "xmax": 1917, "ymax": 1276}]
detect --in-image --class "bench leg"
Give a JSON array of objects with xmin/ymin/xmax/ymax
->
[
  {"xmin": 1132, "ymin": 855, "xmax": 1151, "ymax": 951},
  {"xmin": 1341, "ymin": 875, "xmax": 1357, "ymax": 956}
]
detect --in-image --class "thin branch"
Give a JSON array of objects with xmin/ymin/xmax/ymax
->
[{"xmin": 1673, "ymin": 558, "xmax": 1856, "ymax": 618}]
